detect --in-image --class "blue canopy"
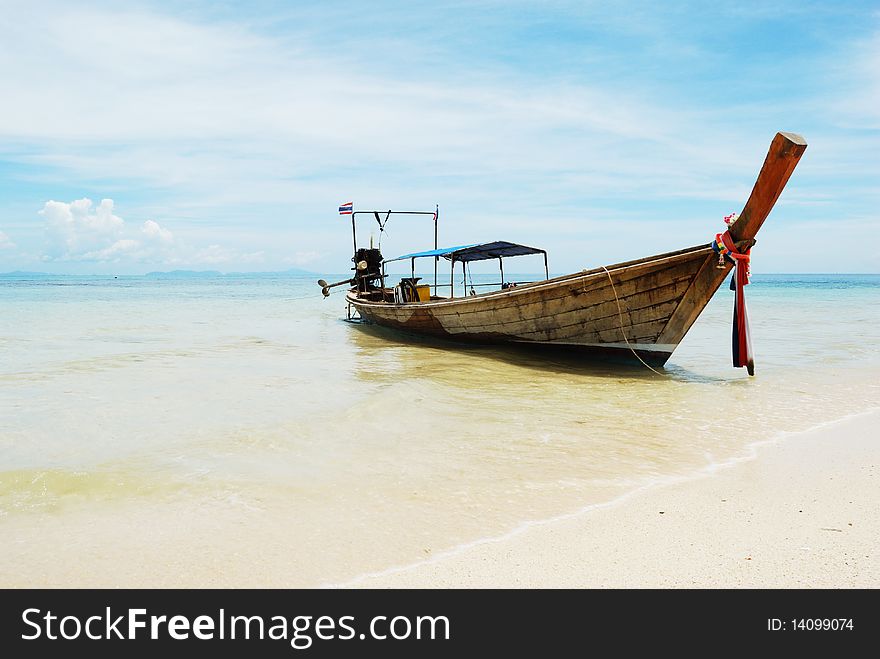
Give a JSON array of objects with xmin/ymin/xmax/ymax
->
[
  {"xmin": 384, "ymin": 244, "xmax": 480, "ymax": 263},
  {"xmin": 385, "ymin": 241, "xmax": 544, "ymax": 264}
]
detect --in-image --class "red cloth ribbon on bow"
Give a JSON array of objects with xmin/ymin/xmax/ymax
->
[{"xmin": 714, "ymin": 231, "xmax": 754, "ymax": 375}]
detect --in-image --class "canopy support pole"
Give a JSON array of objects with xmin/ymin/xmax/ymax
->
[
  {"xmin": 450, "ymin": 258, "xmax": 455, "ymax": 299},
  {"xmin": 433, "ymin": 205, "xmax": 439, "ymax": 297}
]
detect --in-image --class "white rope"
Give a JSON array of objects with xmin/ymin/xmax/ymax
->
[{"xmin": 600, "ymin": 266, "xmax": 664, "ymax": 376}]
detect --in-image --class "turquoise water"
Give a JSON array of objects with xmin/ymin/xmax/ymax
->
[{"xmin": 1, "ymin": 272, "xmax": 878, "ymax": 586}]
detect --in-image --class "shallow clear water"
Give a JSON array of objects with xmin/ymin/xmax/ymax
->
[{"xmin": 1, "ymin": 272, "xmax": 878, "ymax": 585}]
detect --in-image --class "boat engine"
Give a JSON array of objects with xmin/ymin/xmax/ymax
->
[{"xmin": 353, "ymin": 247, "xmax": 384, "ymax": 293}]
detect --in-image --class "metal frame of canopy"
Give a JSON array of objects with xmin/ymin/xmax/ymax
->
[
  {"xmin": 384, "ymin": 241, "xmax": 550, "ymax": 299},
  {"xmin": 347, "ymin": 205, "xmax": 550, "ymax": 299},
  {"xmin": 349, "ymin": 206, "xmax": 440, "ymax": 294}
]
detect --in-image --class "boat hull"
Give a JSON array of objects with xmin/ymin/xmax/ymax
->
[{"xmin": 347, "ymin": 244, "xmax": 719, "ymax": 366}]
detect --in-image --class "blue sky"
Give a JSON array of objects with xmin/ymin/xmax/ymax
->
[{"xmin": 0, "ymin": 0, "xmax": 878, "ymax": 274}]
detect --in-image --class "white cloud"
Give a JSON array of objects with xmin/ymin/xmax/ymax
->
[
  {"xmin": 141, "ymin": 219, "xmax": 174, "ymax": 245},
  {"xmin": 40, "ymin": 198, "xmax": 125, "ymax": 259},
  {"xmin": 287, "ymin": 251, "xmax": 322, "ymax": 267},
  {"xmin": 39, "ymin": 197, "xmax": 176, "ymax": 263},
  {"xmin": 0, "ymin": 230, "xmax": 15, "ymax": 249},
  {"xmin": 35, "ymin": 197, "xmax": 268, "ymax": 268}
]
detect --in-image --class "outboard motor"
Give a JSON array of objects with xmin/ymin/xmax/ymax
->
[
  {"xmin": 353, "ymin": 247, "xmax": 384, "ymax": 293},
  {"xmin": 317, "ymin": 246, "xmax": 384, "ymax": 298}
]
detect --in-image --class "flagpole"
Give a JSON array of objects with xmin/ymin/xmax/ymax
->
[
  {"xmin": 433, "ymin": 204, "xmax": 439, "ymax": 297},
  {"xmin": 350, "ymin": 204, "xmax": 357, "ymax": 257}
]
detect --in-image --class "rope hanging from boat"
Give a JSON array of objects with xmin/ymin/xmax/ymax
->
[
  {"xmin": 712, "ymin": 218, "xmax": 755, "ymax": 376},
  {"xmin": 374, "ymin": 211, "xmax": 391, "ymax": 249},
  {"xmin": 600, "ymin": 266, "xmax": 664, "ymax": 376}
]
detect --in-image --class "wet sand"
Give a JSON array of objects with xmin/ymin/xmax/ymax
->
[{"xmin": 347, "ymin": 411, "xmax": 880, "ymax": 588}]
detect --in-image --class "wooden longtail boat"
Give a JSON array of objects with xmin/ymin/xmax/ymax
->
[{"xmin": 320, "ymin": 132, "xmax": 807, "ymax": 372}]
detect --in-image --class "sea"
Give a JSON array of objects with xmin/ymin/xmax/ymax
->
[{"xmin": 1, "ymin": 272, "xmax": 878, "ymax": 586}]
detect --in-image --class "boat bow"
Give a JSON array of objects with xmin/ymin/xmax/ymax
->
[{"xmin": 656, "ymin": 132, "xmax": 807, "ymax": 357}]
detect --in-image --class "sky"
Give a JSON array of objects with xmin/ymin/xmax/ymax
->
[{"xmin": 0, "ymin": 0, "xmax": 878, "ymax": 275}]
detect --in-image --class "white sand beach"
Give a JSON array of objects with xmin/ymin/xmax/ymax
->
[{"xmin": 349, "ymin": 411, "xmax": 880, "ymax": 588}]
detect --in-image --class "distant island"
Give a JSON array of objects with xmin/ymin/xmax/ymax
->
[{"xmin": 0, "ymin": 270, "xmax": 56, "ymax": 278}]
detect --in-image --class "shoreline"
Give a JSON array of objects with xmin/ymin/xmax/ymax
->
[{"xmin": 337, "ymin": 408, "xmax": 880, "ymax": 588}]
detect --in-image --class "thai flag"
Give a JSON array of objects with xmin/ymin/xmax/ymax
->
[{"xmin": 338, "ymin": 202, "xmax": 353, "ymax": 215}]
